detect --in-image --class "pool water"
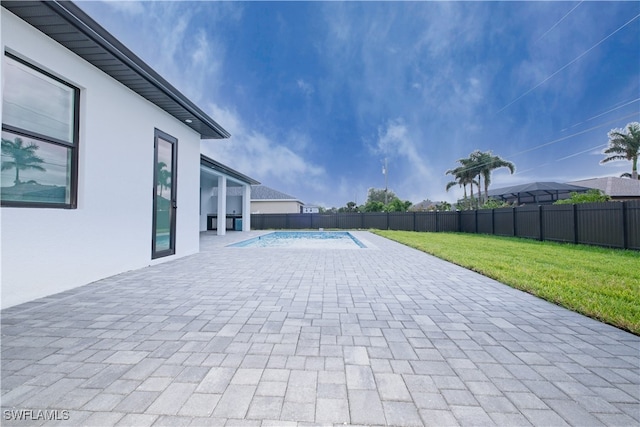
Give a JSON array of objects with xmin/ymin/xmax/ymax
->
[{"xmin": 229, "ymin": 231, "xmax": 366, "ymax": 248}]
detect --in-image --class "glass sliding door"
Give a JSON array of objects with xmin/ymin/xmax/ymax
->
[{"xmin": 152, "ymin": 129, "xmax": 177, "ymax": 259}]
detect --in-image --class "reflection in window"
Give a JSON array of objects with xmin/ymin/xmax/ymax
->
[
  {"xmin": 1, "ymin": 54, "xmax": 79, "ymax": 207},
  {"xmin": 1, "ymin": 131, "xmax": 71, "ymax": 204}
]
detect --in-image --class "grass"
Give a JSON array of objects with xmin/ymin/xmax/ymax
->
[{"xmin": 372, "ymin": 230, "xmax": 640, "ymax": 335}]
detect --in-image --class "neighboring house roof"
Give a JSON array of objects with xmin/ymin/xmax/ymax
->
[
  {"xmin": 200, "ymin": 155, "xmax": 260, "ymax": 186},
  {"xmin": 251, "ymin": 185, "xmax": 302, "ymax": 202},
  {"xmin": 3, "ymin": 1, "xmax": 229, "ymax": 140},
  {"xmin": 567, "ymin": 177, "xmax": 640, "ymax": 198},
  {"xmin": 488, "ymin": 182, "xmax": 591, "ymax": 204}
]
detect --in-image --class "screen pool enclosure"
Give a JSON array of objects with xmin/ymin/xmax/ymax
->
[{"xmin": 229, "ymin": 231, "xmax": 366, "ymax": 248}]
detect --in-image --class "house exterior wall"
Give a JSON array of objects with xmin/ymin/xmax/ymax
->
[
  {"xmin": 1, "ymin": 10, "xmax": 201, "ymax": 308},
  {"xmin": 251, "ymin": 200, "xmax": 302, "ymax": 214}
]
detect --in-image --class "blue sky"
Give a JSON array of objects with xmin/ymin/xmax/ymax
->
[{"xmin": 79, "ymin": 1, "xmax": 640, "ymax": 208}]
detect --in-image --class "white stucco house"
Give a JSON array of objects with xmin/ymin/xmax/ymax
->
[
  {"xmin": 251, "ymin": 185, "xmax": 304, "ymax": 214},
  {"xmin": 1, "ymin": 1, "xmax": 256, "ymax": 309}
]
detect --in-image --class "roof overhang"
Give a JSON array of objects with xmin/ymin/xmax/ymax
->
[
  {"xmin": 2, "ymin": 0, "xmax": 230, "ymax": 140},
  {"xmin": 200, "ymin": 155, "xmax": 260, "ymax": 186}
]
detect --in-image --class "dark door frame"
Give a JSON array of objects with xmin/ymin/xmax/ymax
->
[{"xmin": 152, "ymin": 128, "xmax": 178, "ymax": 259}]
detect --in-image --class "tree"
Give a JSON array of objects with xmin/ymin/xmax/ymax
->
[
  {"xmin": 480, "ymin": 199, "xmax": 511, "ymax": 209},
  {"xmin": 156, "ymin": 161, "xmax": 171, "ymax": 198},
  {"xmin": 366, "ymin": 187, "xmax": 397, "ymax": 204},
  {"xmin": 554, "ymin": 189, "xmax": 611, "ymax": 205},
  {"xmin": 620, "ymin": 172, "xmax": 639, "ymax": 179},
  {"xmin": 362, "ymin": 200, "xmax": 385, "ymax": 212},
  {"xmin": 445, "ymin": 163, "xmax": 478, "ymax": 209},
  {"xmin": 446, "ymin": 151, "xmax": 515, "ymax": 209},
  {"xmin": 1, "ymin": 137, "xmax": 46, "ymax": 185},
  {"xmin": 435, "ymin": 201, "xmax": 452, "ymax": 211},
  {"xmin": 601, "ymin": 122, "xmax": 640, "ymax": 180},
  {"xmin": 472, "ymin": 150, "xmax": 515, "ymax": 202},
  {"xmin": 383, "ymin": 198, "xmax": 412, "ymax": 212}
]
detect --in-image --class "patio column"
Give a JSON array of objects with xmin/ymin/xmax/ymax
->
[
  {"xmin": 242, "ymin": 184, "xmax": 251, "ymax": 231},
  {"xmin": 217, "ymin": 175, "xmax": 227, "ymax": 236}
]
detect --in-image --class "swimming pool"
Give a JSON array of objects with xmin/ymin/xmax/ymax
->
[{"xmin": 229, "ymin": 231, "xmax": 366, "ymax": 248}]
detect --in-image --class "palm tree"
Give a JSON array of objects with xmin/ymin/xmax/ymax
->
[
  {"xmin": 156, "ymin": 161, "xmax": 171, "ymax": 198},
  {"xmin": 620, "ymin": 172, "xmax": 639, "ymax": 180},
  {"xmin": 445, "ymin": 163, "xmax": 478, "ymax": 208},
  {"xmin": 601, "ymin": 122, "xmax": 640, "ymax": 180},
  {"xmin": 1, "ymin": 136, "xmax": 46, "ymax": 185},
  {"xmin": 466, "ymin": 151, "xmax": 485, "ymax": 206},
  {"xmin": 472, "ymin": 150, "xmax": 516, "ymax": 202}
]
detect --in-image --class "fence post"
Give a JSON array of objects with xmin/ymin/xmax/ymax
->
[
  {"xmin": 622, "ymin": 201, "xmax": 628, "ymax": 249},
  {"xmin": 512, "ymin": 207, "xmax": 517, "ymax": 237},
  {"xmin": 539, "ymin": 205, "xmax": 544, "ymax": 241},
  {"xmin": 413, "ymin": 211, "xmax": 417, "ymax": 232},
  {"xmin": 474, "ymin": 210, "xmax": 478, "ymax": 234},
  {"xmin": 435, "ymin": 211, "xmax": 440, "ymax": 232},
  {"xmin": 491, "ymin": 209, "xmax": 495, "ymax": 235},
  {"xmin": 286, "ymin": 214, "xmax": 290, "ymax": 229},
  {"xmin": 573, "ymin": 204, "xmax": 579, "ymax": 244}
]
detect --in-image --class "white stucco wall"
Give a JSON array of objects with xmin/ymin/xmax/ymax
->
[
  {"xmin": 251, "ymin": 201, "xmax": 303, "ymax": 214},
  {"xmin": 1, "ymin": 10, "xmax": 201, "ymax": 308}
]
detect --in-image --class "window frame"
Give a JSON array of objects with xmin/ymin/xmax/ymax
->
[{"xmin": 1, "ymin": 52, "xmax": 80, "ymax": 209}]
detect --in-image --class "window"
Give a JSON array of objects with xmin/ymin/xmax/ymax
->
[{"xmin": 1, "ymin": 53, "xmax": 79, "ymax": 208}]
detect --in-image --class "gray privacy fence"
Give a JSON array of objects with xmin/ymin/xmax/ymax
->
[{"xmin": 251, "ymin": 200, "xmax": 640, "ymax": 250}]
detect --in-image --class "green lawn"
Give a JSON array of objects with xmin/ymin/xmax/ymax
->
[{"xmin": 372, "ymin": 230, "xmax": 640, "ymax": 335}]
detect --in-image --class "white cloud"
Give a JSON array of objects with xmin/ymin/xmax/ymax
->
[
  {"xmin": 202, "ymin": 103, "xmax": 325, "ymax": 186},
  {"xmin": 100, "ymin": 1, "xmax": 144, "ymax": 16},
  {"xmin": 84, "ymin": 2, "xmax": 234, "ymax": 105},
  {"xmin": 375, "ymin": 119, "xmax": 431, "ymax": 178},
  {"xmin": 296, "ymin": 79, "xmax": 315, "ymax": 97}
]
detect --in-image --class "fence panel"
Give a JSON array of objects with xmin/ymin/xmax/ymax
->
[
  {"xmin": 389, "ymin": 212, "xmax": 414, "ymax": 231},
  {"xmin": 477, "ymin": 210, "xmax": 493, "ymax": 234},
  {"xmin": 460, "ymin": 211, "xmax": 476, "ymax": 233},
  {"xmin": 515, "ymin": 206, "xmax": 541, "ymax": 240},
  {"xmin": 438, "ymin": 212, "xmax": 459, "ymax": 232},
  {"xmin": 415, "ymin": 212, "xmax": 437, "ymax": 232},
  {"xmin": 626, "ymin": 200, "xmax": 640, "ymax": 250},
  {"xmin": 250, "ymin": 214, "xmax": 262, "ymax": 230},
  {"xmin": 312, "ymin": 214, "xmax": 338, "ymax": 229},
  {"xmin": 286, "ymin": 214, "xmax": 312, "ymax": 229},
  {"xmin": 362, "ymin": 213, "xmax": 388, "ymax": 230},
  {"xmin": 494, "ymin": 208, "xmax": 515, "ymax": 236},
  {"xmin": 542, "ymin": 205, "xmax": 575, "ymax": 243},
  {"xmin": 576, "ymin": 202, "xmax": 624, "ymax": 248},
  {"xmin": 336, "ymin": 214, "xmax": 362, "ymax": 229},
  {"xmin": 258, "ymin": 214, "xmax": 288, "ymax": 229}
]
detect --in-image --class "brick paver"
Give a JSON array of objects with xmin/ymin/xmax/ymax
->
[{"xmin": 1, "ymin": 231, "xmax": 638, "ymax": 426}]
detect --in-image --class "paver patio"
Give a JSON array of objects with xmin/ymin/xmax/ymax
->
[{"xmin": 1, "ymin": 231, "xmax": 638, "ymax": 426}]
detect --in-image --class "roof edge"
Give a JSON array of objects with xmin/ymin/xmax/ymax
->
[
  {"xmin": 200, "ymin": 154, "xmax": 260, "ymax": 185},
  {"xmin": 3, "ymin": 1, "xmax": 230, "ymax": 140}
]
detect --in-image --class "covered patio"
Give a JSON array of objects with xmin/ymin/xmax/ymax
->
[
  {"xmin": 1, "ymin": 231, "xmax": 637, "ymax": 426},
  {"xmin": 487, "ymin": 182, "xmax": 591, "ymax": 205},
  {"xmin": 200, "ymin": 155, "xmax": 260, "ymax": 235}
]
